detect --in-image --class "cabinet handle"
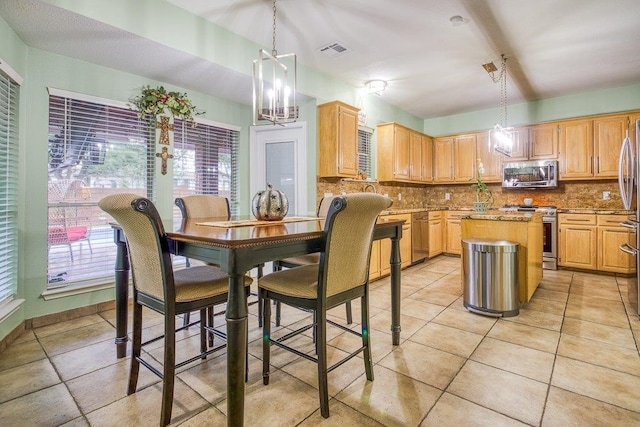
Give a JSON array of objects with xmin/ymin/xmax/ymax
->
[{"xmin": 595, "ymin": 156, "xmax": 599, "ymax": 174}]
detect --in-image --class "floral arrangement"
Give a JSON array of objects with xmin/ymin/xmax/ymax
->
[
  {"xmin": 471, "ymin": 158, "xmax": 492, "ymax": 203},
  {"xmin": 129, "ymin": 85, "xmax": 204, "ymax": 124}
]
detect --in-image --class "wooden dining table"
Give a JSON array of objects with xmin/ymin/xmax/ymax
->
[{"xmin": 111, "ymin": 215, "xmax": 405, "ymax": 427}]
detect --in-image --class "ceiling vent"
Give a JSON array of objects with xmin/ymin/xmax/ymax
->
[{"xmin": 318, "ymin": 42, "xmax": 349, "ymax": 57}]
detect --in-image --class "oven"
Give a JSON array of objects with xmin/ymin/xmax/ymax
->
[{"xmin": 501, "ymin": 205, "xmax": 557, "ymax": 270}]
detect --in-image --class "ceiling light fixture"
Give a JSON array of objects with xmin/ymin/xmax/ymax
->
[
  {"xmin": 365, "ymin": 80, "xmax": 387, "ymax": 95},
  {"xmin": 449, "ymin": 15, "xmax": 467, "ymax": 26},
  {"xmin": 485, "ymin": 54, "xmax": 515, "ymax": 156},
  {"xmin": 252, "ymin": 0, "xmax": 297, "ymax": 125}
]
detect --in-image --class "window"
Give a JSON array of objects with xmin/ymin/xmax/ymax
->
[
  {"xmin": 0, "ymin": 66, "xmax": 20, "ymax": 307},
  {"xmin": 172, "ymin": 118, "xmax": 240, "ymax": 217},
  {"xmin": 358, "ymin": 126, "xmax": 373, "ymax": 177},
  {"xmin": 47, "ymin": 89, "xmax": 153, "ymax": 288}
]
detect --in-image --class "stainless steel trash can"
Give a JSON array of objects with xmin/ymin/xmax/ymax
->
[{"xmin": 462, "ymin": 238, "xmax": 519, "ymax": 317}]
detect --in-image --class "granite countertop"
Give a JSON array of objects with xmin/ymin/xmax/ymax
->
[
  {"xmin": 379, "ymin": 207, "xmax": 635, "ymax": 216},
  {"xmin": 461, "ymin": 212, "xmax": 543, "ymax": 222},
  {"xmin": 557, "ymin": 208, "xmax": 634, "ymax": 215}
]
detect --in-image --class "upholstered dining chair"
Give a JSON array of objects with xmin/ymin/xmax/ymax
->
[
  {"xmin": 259, "ymin": 193, "xmax": 392, "ymax": 418},
  {"xmin": 175, "ymin": 195, "xmax": 264, "ymax": 328},
  {"xmin": 99, "ymin": 193, "xmax": 252, "ymax": 427},
  {"xmin": 271, "ymin": 196, "xmax": 353, "ymax": 327}
]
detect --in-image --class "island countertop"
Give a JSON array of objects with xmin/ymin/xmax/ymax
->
[{"xmin": 461, "ymin": 212, "xmax": 544, "ymax": 221}]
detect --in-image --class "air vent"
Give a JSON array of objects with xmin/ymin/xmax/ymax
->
[{"xmin": 318, "ymin": 42, "xmax": 349, "ymax": 57}]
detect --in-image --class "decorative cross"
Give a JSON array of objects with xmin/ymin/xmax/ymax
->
[
  {"xmin": 155, "ymin": 147, "xmax": 174, "ymax": 175},
  {"xmin": 156, "ymin": 116, "xmax": 174, "ymax": 145}
]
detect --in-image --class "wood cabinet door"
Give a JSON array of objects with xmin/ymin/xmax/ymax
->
[
  {"xmin": 433, "ymin": 137, "xmax": 454, "ymax": 182},
  {"xmin": 597, "ymin": 226, "xmax": 635, "ymax": 273},
  {"xmin": 476, "ymin": 132, "xmax": 502, "ymax": 182},
  {"xmin": 446, "ymin": 219, "xmax": 462, "ymax": 255},
  {"xmin": 369, "ymin": 240, "xmax": 381, "ymax": 280},
  {"xmin": 392, "ymin": 125, "xmax": 411, "ymax": 180},
  {"xmin": 337, "ymin": 105, "xmax": 359, "ymax": 176},
  {"xmin": 559, "ymin": 223, "xmax": 597, "ymax": 270},
  {"xmin": 559, "ymin": 119, "xmax": 593, "ymax": 179},
  {"xmin": 428, "ymin": 219, "xmax": 443, "ymax": 257},
  {"xmin": 453, "ymin": 134, "xmax": 477, "ymax": 183},
  {"xmin": 594, "ymin": 114, "xmax": 628, "ymax": 178},
  {"xmin": 409, "ymin": 131, "xmax": 422, "ymax": 181},
  {"xmin": 421, "ymin": 135, "xmax": 433, "ymax": 183},
  {"xmin": 508, "ymin": 127, "xmax": 529, "ymax": 160},
  {"xmin": 529, "ymin": 123, "xmax": 559, "ymax": 160}
]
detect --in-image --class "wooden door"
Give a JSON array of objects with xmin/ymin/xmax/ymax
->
[
  {"xmin": 409, "ymin": 131, "xmax": 422, "ymax": 182},
  {"xmin": 428, "ymin": 219, "xmax": 443, "ymax": 257},
  {"xmin": 594, "ymin": 114, "xmax": 628, "ymax": 178},
  {"xmin": 508, "ymin": 127, "xmax": 529, "ymax": 160},
  {"xmin": 559, "ymin": 119, "xmax": 593, "ymax": 179},
  {"xmin": 369, "ymin": 240, "xmax": 381, "ymax": 280},
  {"xmin": 529, "ymin": 123, "xmax": 559, "ymax": 159},
  {"xmin": 476, "ymin": 132, "xmax": 502, "ymax": 182},
  {"xmin": 337, "ymin": 105, "xmax": 359, "ymax": 176},
  {"xmin": 453, "ymin": 134, "xmax": 477, "ymax": 183},
  {"xmin": 421, "ymin": 135, "xmax": 433, "ymax": 183},
  {"xmin": 559, "ymin": 214, "xmax": 597, "ymax": 270},
  {"xmin": 393, "ymin": 125, "xmax": 411, "ymax": 180},
  {"xmin": 433, "ymin": 137, "xmax": 454, "ymax": 183},
  {"xmin": 598, "ymin": 226, "xmax": 635, "ymax": 273}
]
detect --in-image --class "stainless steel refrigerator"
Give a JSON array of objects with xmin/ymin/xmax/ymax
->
[{"xmin": 618, "ymin": 119, "xmax": 640, "ymax": 316}]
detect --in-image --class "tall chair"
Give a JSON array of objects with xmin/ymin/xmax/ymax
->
[
  {"xmin": 99, "ymin": 193, "xmax": 252, "ymax": 427},
  {"xmin": 259, "ymin": 193, "xmax": 392, "ymax": 418},
  {"xmin": 272, "ymin": 196, "xmax": 353, "ymax": 326}
]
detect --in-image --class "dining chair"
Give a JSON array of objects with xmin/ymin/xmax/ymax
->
[
  {"xmin": 272, "ymin": 196, "xmax": 353, "ymax": 327},
  {"xmin": 175, "ymin": 195, "xmax": 264, "ymax": 329},
  {"xmin": 99, "ymin": 193, "xmax": 252, "ymax": 427},
  {"xmin": 259, "ymin": 193, "xmax": 392, "ymax": 418}
]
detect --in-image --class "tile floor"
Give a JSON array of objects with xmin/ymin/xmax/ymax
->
[{"xmin": 2, "ymin": 256, "xmax": 640, "ymax": 426}]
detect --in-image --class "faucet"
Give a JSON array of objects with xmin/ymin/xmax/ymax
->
[{"xmin": 363, "ymin": 183, "xmax": 377, "ymax": 193}]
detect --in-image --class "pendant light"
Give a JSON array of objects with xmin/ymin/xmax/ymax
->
[
  {"xmin": 252, "ymin": 0, "xmax": 298, "ymax": 125},
  {"xmin": 485, "ymin": 54, "xmax": 515, "ymax": 156}
]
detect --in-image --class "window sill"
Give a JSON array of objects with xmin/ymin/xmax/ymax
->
[
  {"xmin": 41, "ymin": 279, "xmax": 116, "ymax": 300},
  {"xmin": 0, "ymin": 299, "xmax": 25, "ymax": 323}
]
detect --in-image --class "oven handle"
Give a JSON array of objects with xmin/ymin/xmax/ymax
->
[{"xmin": 620, "ymin": 243, "xmax": 638, "ymax": 256}]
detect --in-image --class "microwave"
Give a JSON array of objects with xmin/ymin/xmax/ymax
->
[{"xmin": 502, "ymin": 160, "xmax": 558, "ymax": 188}]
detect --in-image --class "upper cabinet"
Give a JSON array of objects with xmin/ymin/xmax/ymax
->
[
  {"xmin": 433, "ymin": 136, "xmax": 454, "ymax": 183},
  {"xmin": 558, "ymin": 119, "xmax": 593, "ymax": 179},
  {"xmin": 377, "ymin": 122, "xmax": 432, "ymax": 183},
  {"xmin": 593, "ymin": 114, "xmax": 632, "ymax": 178},
  {"xmin": 318, "ymin": 101, "xmax": 359, "ymax": 178},
  {"xmin": 529, "ymin": 123, "xmax": 559, "ymax": 160},
  {"xmin": 433, "ymin": 134, "xmax": 477, "ymax": 184},
  {"xmin": 476, "ymin": 132, "xmax": 502, "ymax": 182}
]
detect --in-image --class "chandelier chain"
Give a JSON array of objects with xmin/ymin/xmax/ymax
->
[
  {"xmin": 271, "ymin": 0, "xmax": 277, "ymax": 56},
  {"xmin": 500, "ymin": 55, "xmax": 507, "ymax": 127}
]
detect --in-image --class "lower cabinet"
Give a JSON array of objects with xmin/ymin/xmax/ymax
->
[
  {"xmin": 428, "ymin": 211, "xmax": 443, "ymax": 257},
  {"xmin": 445, "ymin": 211, "xmax": 466, "ymax": 255},
  {"xmin": 597, "ymin": 215, "xmax": 636, "ymax": 273},
  {"xmin": 370, "ymin": 213, "xmax": 411, "ymax": 280},
  {"xmin": 558, "ymin": 213, "xmax": 597, "ymax": 270}
]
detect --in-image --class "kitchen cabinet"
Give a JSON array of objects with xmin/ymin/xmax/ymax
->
[
  {"xmin": 369, "ymin": 240, "xmax": 381, "ymax": 280},
  {"xmin": 376, "ymin": 213, "xmax": 412, "ymax": 278},
  {"xmin": 558, "ymin": 213, "xmax": 597, "ymax": 270},
  {"xmin": 593, "ymin": 114, "xmax": 631, "ymax": 178},
  {"xmin": 597, "ymin": 215, "xmax": 636, "ymax": 273},
  {"xmin": 476, "ymin": 132, "xmax": 502, "ymax": 182},
  {"xmin": 453, "ymin": 134, "xmax": 477, "ymax": 183},
  {"xmin": 377, "ymin": 123, "xmax": 431, "ymax": 183},
  {"xmin": 318, "ymin": 101, "xmax": 360, "ymax": 178},
  {"xmin": 529, "ymin": 123, "xmax": 559, "ymax": 160},
  {"xmin": 505, "ymin": 127, "xmax": 530, "ymax": 161},
  {"xmin": 428, "ymin": 211, "xmax": 443, "ymax": 257},
  {"xmin": 557, "ymin": 118, "xmax": 592, "ymax": 180},
  {"xmin": 433, "ymin": 137, "xmax": 454, "ymax": 183},
  {"xmin": 445, "ymin": 211, "xmax": 466, "ymax": 255}
]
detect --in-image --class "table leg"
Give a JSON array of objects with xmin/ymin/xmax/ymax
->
[
  {"xmin": 390, "ymin": 235, "xmax": 402, "ymax": 345},
  {"xmin": 114, "ymin": 233, "xmax": 129, "ymax": 358},
  {"xmin": 226, "ymin": 274, "xmax": 248, "ymax": 427}
]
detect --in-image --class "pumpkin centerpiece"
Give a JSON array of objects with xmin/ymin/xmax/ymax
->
[{"xmin": 252, "ymin": 183, "xmax": 289, "ymax": 221}]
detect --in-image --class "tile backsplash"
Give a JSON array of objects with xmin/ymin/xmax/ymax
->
[{"xmin": 317, "ymin": 178, "xmax": 625, "ymax": 210}]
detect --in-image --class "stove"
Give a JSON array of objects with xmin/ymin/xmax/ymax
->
[{"xmin": 500, "ymin": 205, "xmax": 558, "ymax": 270}]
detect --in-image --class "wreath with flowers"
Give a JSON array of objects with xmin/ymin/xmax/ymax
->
[{"xmin": 129, "ymin": 85, "xmax": 204, "ymax": 125}]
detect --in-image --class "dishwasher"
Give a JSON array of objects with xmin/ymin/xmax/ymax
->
[{"xmin": 411, "ymin": 211, "xmax": 429, "ymax": 263}]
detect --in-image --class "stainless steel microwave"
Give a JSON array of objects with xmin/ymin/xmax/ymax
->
[{"xmin": 502, "ymin": 160, "xmax": 558, "ymax": 188}]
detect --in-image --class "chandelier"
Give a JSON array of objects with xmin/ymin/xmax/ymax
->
[
  {"xmin": 484, "ymin": 54, "xmax": 515, "ymax": 156},
  {"xmin": 252, "ymin": 0, "xmax": 298, "ymax": 125}
]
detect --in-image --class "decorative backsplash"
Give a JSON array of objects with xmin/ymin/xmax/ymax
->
[{"xmin": 317, "ymin": 178, "xmax": 626, "ymax": 210}]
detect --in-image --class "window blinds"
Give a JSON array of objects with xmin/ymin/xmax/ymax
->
[
  {"xmin": 173, "ymin": 118, "xmax": 240, "ymax": 217},
  {"xmin": 0, "ymin": 69, "xmax": 19, "ymax": 306},
  {"xmin": 47, "ymin": 93, "xmax": 152, "ymax": 288},
  {"xmin": 358, "ymin": 127, "xmax": 373, "ymax": 176}
]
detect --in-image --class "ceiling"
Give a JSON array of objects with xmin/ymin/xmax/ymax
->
[{"xmin": 2, "ymin": 0, "xmax": 639, "ymax": 119}]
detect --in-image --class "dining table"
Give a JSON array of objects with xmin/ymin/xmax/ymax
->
[{"xmin": 111, "ymin": 214, "xmax": 405, "ymax": 427}]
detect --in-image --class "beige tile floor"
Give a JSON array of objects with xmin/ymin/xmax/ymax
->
[{"xmin": 2, "ymin": 256, "xmax": 640, "ymax": 426}]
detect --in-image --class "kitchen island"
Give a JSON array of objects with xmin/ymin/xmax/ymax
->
[{"xmin": 461, "ymin": 212, "xmax": 544, "ymax": 304}]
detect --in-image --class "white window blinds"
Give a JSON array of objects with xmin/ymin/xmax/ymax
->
[
  {"xmin": 47, "ymin": 92, "xmax": 153, "ymax": 288},
  {"xmin": 358, "ymin": 126, "xmax": 373, "ymax": 177},
  {"xmin": 173, "ymin": 118, "xmax": 240, "ymax": 217},
  {"xmin": 0, "ymin": 68, "xmax": 19, "ymax": 305}
]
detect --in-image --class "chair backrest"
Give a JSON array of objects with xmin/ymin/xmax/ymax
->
[
  {"xmin": 318, "ymin": 193, "xmax": 392, "ymax": 298},
  {"xmin": 175, "ymin": 195, "xmax": 230, "ymax": 219},
  {"xmin": 317, "ymin": 195, "xmax": 336, "ymax": 217},
  {"xmin": 99, "ymin": 193, "xmax": 174, "ymax": 303}
]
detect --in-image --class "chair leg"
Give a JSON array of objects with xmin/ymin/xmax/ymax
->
[
  {"xmin": 207, "ymin": 307, "xmax": 214, "ymax": 347},
  {"xmin": 258, "ymin": 294, "xmax": 263, "ymax": 328},
  {"xmin": 128, "ymin": 302, "xmax": 143, "ymax": 395},
  {"xmin": 345, "ymin": 301, "xmax": 353, "ymax": 324},
  {"xmin": 316, "ymin": 306, "xmax": 330, "ymax": 418},
  {"xmin": 275, "ymin": 301, "xmax": 282, "ymax": 327},
  {"xmin": 161, "ymin": 310, "xmax": 177, "ymax": 426},
  {"xmin": 200, "ymin": 308, "xmax": 208, "ymax": 358},
  {"xmin": 361, "ymin": 294, "xmax": 374, "ymax": 382},
  {"xmin": 262, "ymin": 290, "xmax": 271, "ymax": 386},
  {"xmin": 183, "ymin": 312, "xmax": 191, "ymax": 328}
]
